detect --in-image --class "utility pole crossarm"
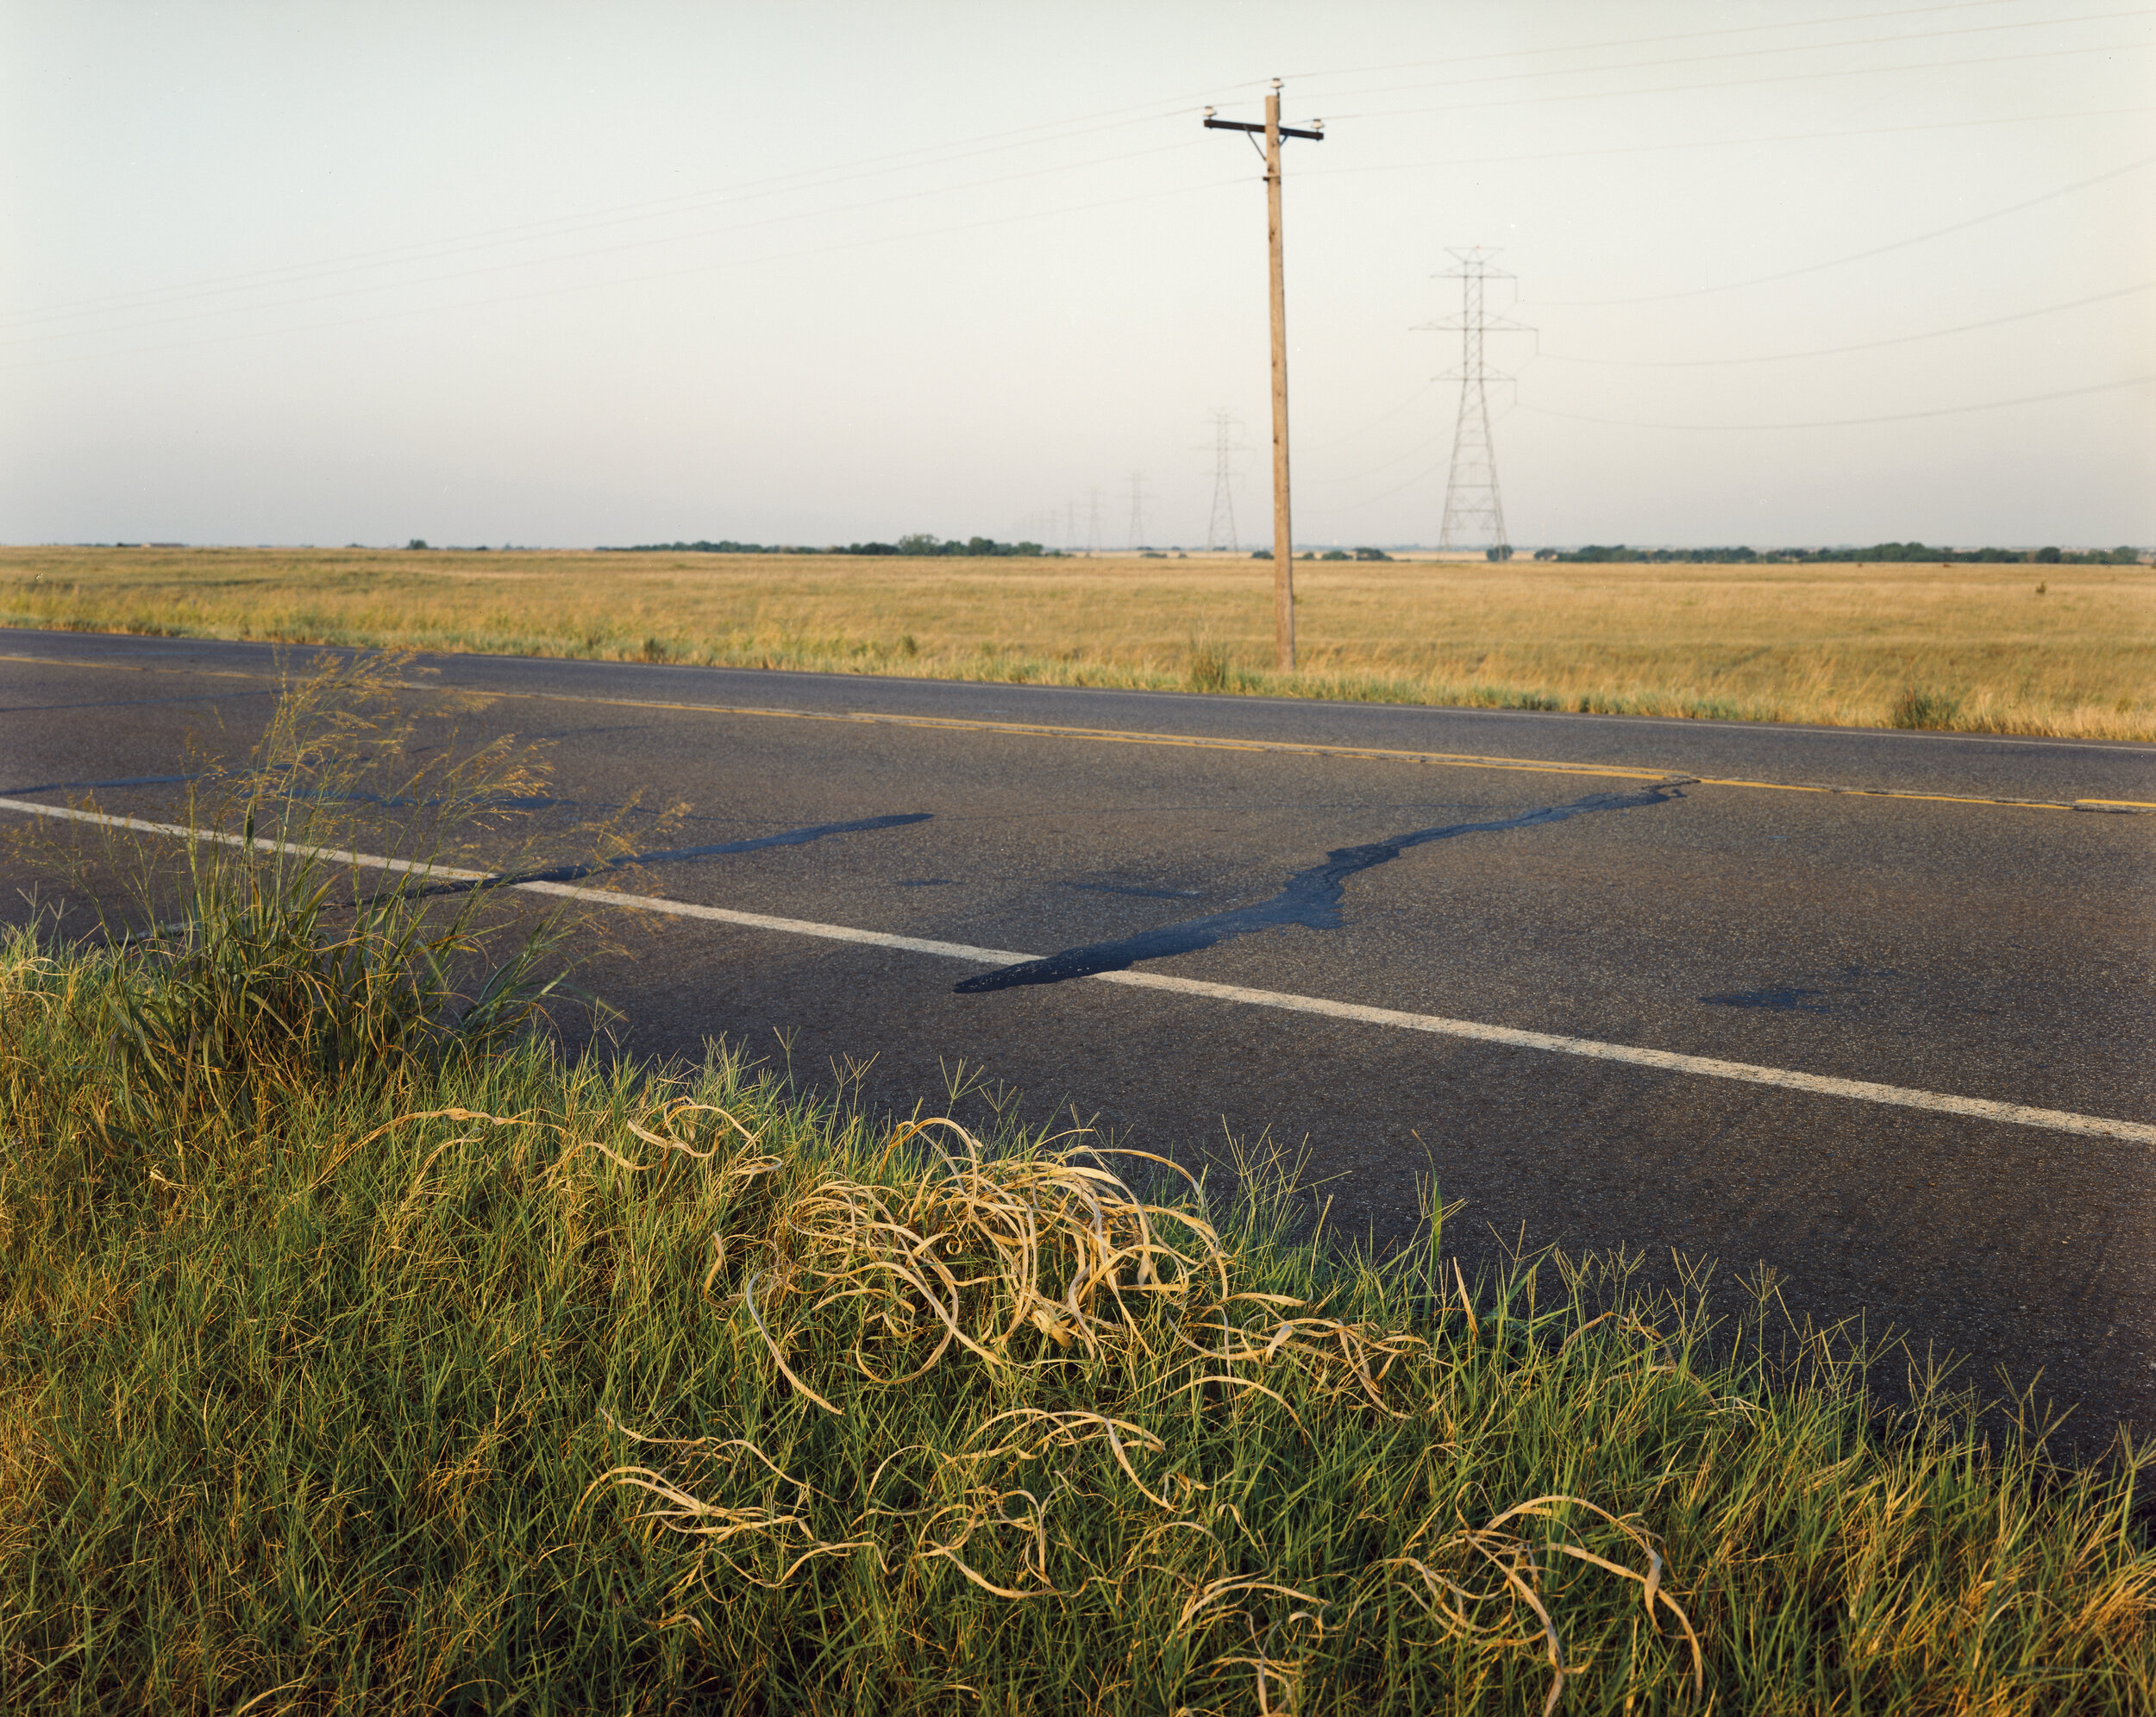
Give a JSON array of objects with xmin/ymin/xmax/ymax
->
[{"xmin": 1202, "ymin": 116, "xmax": 1326, "ymax": 141}]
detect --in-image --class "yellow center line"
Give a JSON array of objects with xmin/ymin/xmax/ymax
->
[
  {"xmin": 3, "ymin": 649, "xmax": 2150, "ymax": 813},
  {"xmin": 457, "ymin": 693, "xmax": 2156, "ymax": 812}
]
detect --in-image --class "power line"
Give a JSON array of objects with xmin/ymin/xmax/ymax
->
[
  {"xmin": 1295, "ymin": 126, "xmax": 2150, "ymax": 448},
  {"xmin": 1526, "ymin": 152, "xmax": 2156, "ymax": 308},
  {"xmin": 3, "ymin": 92, "xmax": 1257, "ymax": 329},
  {"xmin": 1294, "ymin": 8, "xmax": 2153, "ymax": 109},
  {"xmin": 1518, "ymin": 375, "xmax": 2152, "ymax": 429},
  {"xmin": 0, "ymin": 138, "xmax": 1215, "ymax": 348},
  {"xmin": 1297, "ymin": 380, "xmax": 1442, "ymax": 454},
  {"xmin": 1303, "ymin": 459, "xmax": 1455, "ymax": 516},
  {"xmin": 1300, "ymin": 428, "xmax": 1451, "ymax": 486},
  {"xmin": 0, "ymin": 173, "xmax": 1247, "ymax": 374},
  {"xmin": 14, "ymin": 13, "xmax": 2136, "ymax": 342},
  {"xmin": 9, "ymin": 3, "xmax": 2130, "ymax": 335},
  {"xmin": 1301, "ymin": 107, "xmax": 2156, "ymax": 182},
  {"xmin": 1539, "ymin": 280, "xmax": 2156, "ymax": 366},
  {"xmin": 1282, "ymin": 0, "xmax": 2047, "ymax": 83},
  {"xmin": 1307, "ymin": 376, "xmax": 2153, "ymax": 514},
  {"xmin": 1322, "ymin": 39, "xmax": 2153, "ymax": 124},
  {"xmin": 20, "ymin": 116, "xmax": 2133, "ymax": 372}
]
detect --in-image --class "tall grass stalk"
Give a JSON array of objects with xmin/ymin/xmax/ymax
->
[
  {"xmin": 2, "ymin": 919, "xmax": 2148, "ymax": 1710},
  {"xmin": 8, "ymin": 650, "xmax": 655, "ymax": 1158}
]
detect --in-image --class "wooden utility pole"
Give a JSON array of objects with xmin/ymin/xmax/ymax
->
[
  {"xmin": 1206, "ymin": 81, "xmax": 1322, "ymax": 671},
  {"xmin": 1263, "ymin": 88, "xmax": 1294, "ymax": 669}
]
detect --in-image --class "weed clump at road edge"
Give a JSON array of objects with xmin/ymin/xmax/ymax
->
[
  {"xmin": 1186, "ymin": 638, "xmax": 1233, "ymax": 694},
  {"xmin": 1892, "ymin": 682, "xmax": 1965, "ymax": 730}
]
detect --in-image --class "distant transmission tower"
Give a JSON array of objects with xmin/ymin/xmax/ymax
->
[
  {"xmin": 1124, "ymin": 472, "xmax": 1151, "ymax": 550},
  {"xmin": 1085, "ymin": 488, "xmax": 1104, "ymax": 555},
  {"xmin": 1416, "ymin": 248, "xmax": 1532, "ymax": 555},
  {"xmin": 1200, "ymin": 410, "xmax": 1245, "ymax": 552}
]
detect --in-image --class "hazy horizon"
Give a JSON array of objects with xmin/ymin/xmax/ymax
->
[{"xmin": 6, "ymin": 1, "xmax": 2152, "ymax": 550}]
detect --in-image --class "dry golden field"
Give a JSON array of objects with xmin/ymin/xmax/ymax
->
[{"xmin": 1, "ymin": 544, "xmax": 2148, "ymax": 737}]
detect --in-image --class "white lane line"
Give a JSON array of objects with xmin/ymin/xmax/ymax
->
[
  {"xmin": 7, "ymin": 793, "xmax": 2151, "ymax": 1146},
  {"xmin": 0, "ymin": 797, "xmax": 494, "ymax": 880},
  {"xmin": 1088, "ymin": 972, "xmax": 2155, "ymax": 1143},
  {"xmin": 515, "ymin": 880, "xmax": 1037, "ymax": 965}
]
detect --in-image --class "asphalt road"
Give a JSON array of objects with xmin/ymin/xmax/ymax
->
[{"xmin": 3, "ymin": 628, "xmax": 2153, "ymax": 1437}]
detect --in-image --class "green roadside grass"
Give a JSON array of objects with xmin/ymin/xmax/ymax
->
[
  {"xmin": 2, "ymin": 654, "xmax": 2150, "ymax": 1711},
  {"xmin": 3, "ymin": 931, "xmax": 2153, "ymax": 1713}
]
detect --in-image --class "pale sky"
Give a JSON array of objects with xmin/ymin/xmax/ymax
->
[{"xmin": 4, "ymin": 0, "xmax": 2152, "ymax": 549}]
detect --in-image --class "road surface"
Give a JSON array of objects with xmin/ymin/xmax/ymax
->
[{"xmin": 3, "ymin": 629, "xmax": 2151, "ymax": 1437}]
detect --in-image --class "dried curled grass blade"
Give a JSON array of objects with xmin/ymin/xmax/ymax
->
[
  {"xmin": 1165, "ymin": 1374, "xmax": 1311, "ymax": 1443},
  {"xmin": 918, "ymin": 1545, "xmax": 1066, "ymax": 1601},
  {"xmin": 393, "ymin": 1134, "xmax": 468, "ymax": 1214},
  {"xmin": 548, "ymin": 1137, "xmax": 656, "ymax": 1176},
  {"xmin": 344, "ymin": 1106, "xmax": 535, "ymax": 1155},
  {"xmin": 672, "ymin": 1098, "xmax": 763, "ymax": 1140},
  {"xmin": 1463, "ymin": 1533, "xmax": 1566, "ymax": 1717},
  {"xmin": 836, "ymin": 1251, "xmax": 1007, "ymax": 1370},
  {"xmin": 1175, "ymin": 1576, "xmax": 1326, "ymax": 1637},
  {"xmin": 301, "ymin": 1106, "xmax": 535, "ymax": 1197},
  {"xmin": 879, "ymin": 1113, "xmax": 990, "ymax": 1180},
  {"xmin": 600, "ymin": 1473, "xmax": 808, "ymax": 1544},
  {"xmin": 595, "ymin": 1414, "xmax": 816, "ymax": 1493},
  {"xmin": 1105, "ymin": 1417, "xmax": 1179, "ymax": 1512},
  {"xmin": 622, "ymin": 1117, "xmax": 721, "ymax": 1162},
  {"xmin": 227, "ymin": 1681, "xmax": 309, "ymax": 1717},
  {"xmin": 1363, "ymin": 1555, "xmax": 1483, "ymax": 1642},
  {"xmin": 743, "ymin": 1270, "xmax": 842, "ymax": 1415},
  {"xmin": 648, "ymin": 1099, "xmax": 765, "ymax": 1151},
  {"xmin": 971, "ymin": 1407, "xmax": 1167, "ymax": 1457},
  {"xmin": 1480, "ymin": 1495, "xmax": 1703, "ymax": 1696},
  {"xmin": 1557, "ymin": 1309, "xmax": 1617, "ymax": 1354},
  {"xmin": 773, "ymin": 1539, "xmax": 874, "ymax": 1585}
]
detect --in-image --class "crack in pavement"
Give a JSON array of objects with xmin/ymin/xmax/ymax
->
[
  {"xmin": 1063, "ymin": 880, "xmax": 1206, "ymax": 901},
  {"xmin": 0, "ymin": 773, "xmax": 204, "ymax": 795},
  {"xmin": 1700, "ymin": 962, "xmax": 1902, "ymax": 1016},
  {"xmin": 0, "ymin": 690, "xmax": 278, "ymax": 716},
  {"xmin": 382, "ymin": 812, "xmax": 936, "ymax": 903},
  {"xmin": 954, "ymin": 780, "xmax": 1694, "ymax": 993}
]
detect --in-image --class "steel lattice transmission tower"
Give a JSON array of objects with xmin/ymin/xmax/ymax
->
[
  {"xmin": 1416, "ymin": 248, "xmax": 1532, "ymax": 555},
  {"xmin": 1200, "ymin": 409, "xmax": 1245, "ymax": 552},
  {"xmin": 1124, "ymin": 471, "xmax": 1151, "ymax": 551}
]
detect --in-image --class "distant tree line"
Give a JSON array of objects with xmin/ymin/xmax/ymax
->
[
  {"xmin": 844, "ymin": 535, "xmax": 1049, "ymax": 557},
  {"xmin": 597, "ymin": 535, "xmax": 1048, "ymax": 557},
  {"xmin": 1530, "ymin": 542, "xmax": 2142, "ymax": 565},
  {"xmin": 595, "ymin": 540, "xmax": 825, "ymax": 555},
  {"xmin": 1253, "ymin": 547, "xmax": 1395, "ymax": 561}
]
